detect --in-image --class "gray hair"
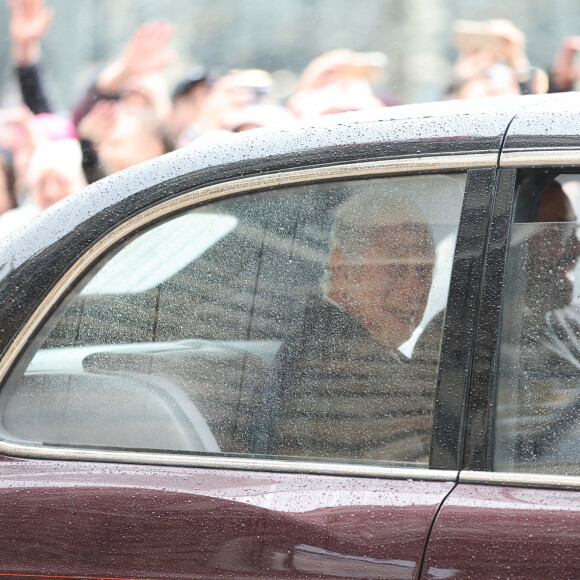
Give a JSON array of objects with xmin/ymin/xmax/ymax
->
[
  {"xmin": 329, "ymin": 189, "xmax": 432, "ymax": 261},
  {"xmin": 321, "ymin": 188, "xmax": 434, "ymax": 296}
]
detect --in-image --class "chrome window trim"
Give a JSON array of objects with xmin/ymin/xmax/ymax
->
[
  {"xmin": 460, "ymin": 470, "xmax": 580, "ymax": 489},
  {"xmin": 0, "ymin": 153, "xmax": 493, "ymax": 473},
  {"xmin": 0, "ymin": 438, "xmax": 458, "ymax": 480},
  {"xmin": 501, "ymin": 149, "xmax": 580, "ymax": 167}
]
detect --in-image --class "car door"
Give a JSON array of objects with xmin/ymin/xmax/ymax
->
[
  {"xmin": 421, "ymin": 106, "xmax": 580, "ymax": 579},
  {"xmin": 0, "ymin": 114, "xmax": 500, "ymax": 579}
]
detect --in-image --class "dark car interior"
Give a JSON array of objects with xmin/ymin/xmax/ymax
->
[{"xmin": 494, "ymin": 170, "xmax": 580, "ymax": 474}]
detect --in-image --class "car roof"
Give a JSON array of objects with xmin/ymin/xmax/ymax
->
[{"xmin": 0, "ymin": 92, "xmax": 577, "ymax": 276}]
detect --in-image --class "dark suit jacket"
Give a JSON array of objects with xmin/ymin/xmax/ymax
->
[{"xmin": 257, "ymin": 295, "xmax": 444, "ymax": 464}]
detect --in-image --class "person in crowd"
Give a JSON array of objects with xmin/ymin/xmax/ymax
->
[
  {"xmin": 549, "ymin": 36, "xmax": 580, "ymax": 93},
  {"xmin": 8, "ymin": 1, "xmax": 176, "ymax": 183},
  {"xmin": 8, "ymin": 0, "xmax": 580, "ymax": 194},
  {"xmin": 260, "ymin": 189, "xmax": 441, "ymax": 463},
  {"xmin": 176, "ymin": 73, "xmax": 260, "ymax": 146},
  {"xmin": 95, "ymin": 108, "xmax": 173, "ymax": 175},
  {"xmin": 446, "ymin": 19, "xmax": 547, "ymax": 99},
  {"xmin": 9, "ymin": 0, "xmax": 55, "ymax": 115},
  {"xmin": 74, "ymin": 87, "xmax": 173, "ymax": 183},
  {"xmin": 72, "ymin": 20, "xmax": 175, "ymax": 127},
  {"xmin": 0, "ymin": 138, "xmax": 86, "ymax": 235},
  {"xmin": 0, "ymin": 107, "xmax": 35, "ymax": 201},
  {"xmin": 446, "ymin": 63, "xmax": 522, "ymax": 100},
  {"xmin": 8, "ymin": 0, "xmax": 97, "ymax": 188},
  {"xmin": 226, "ymin": 104, "xmax": 294, "ymax": 133},
  {"xmin": 74, "ymin": 100, "xmax": 116, "ymax": 184},
  {"xmin": 166, "ymin": 66, "xmax": 213, "ymax": 144},
  {"xmin": 288, "ymin": 49, "xmax": 385, "ymax": 118},
  {"xmin": 0, "ymin": 105, "xmax": 79, "ymax": 203},
  {"xmin": 69, "ymin": 21, "xmax": 176, "ymax": 181},
  {"xmin": 0, "ymin": 150, "xmax": 17, "ymax": 216}
]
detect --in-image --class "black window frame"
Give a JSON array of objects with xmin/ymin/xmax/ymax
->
[
  {"xmin": 431, "ymin": 167, "xmax": 499, "ymax": 471},
  {"xmin": 464, "ymin": 165, "xmax": 580, "ymax": 474}
]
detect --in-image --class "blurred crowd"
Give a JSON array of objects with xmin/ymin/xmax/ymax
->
[{"xmin": 1, "ymin": 0, "xmax": 580, "ymax": 235}]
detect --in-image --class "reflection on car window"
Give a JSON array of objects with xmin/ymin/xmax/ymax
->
[
  {"xmin": 0, "ymin": 174, "xmax": 465, "ymax": 466},
  {"xmin": 81, "ymin": 213, "xmax": 238, "ymax": 295},
  {"xmin": 495, "ymin": 174, "xmax": 580, "ymax": 475}
]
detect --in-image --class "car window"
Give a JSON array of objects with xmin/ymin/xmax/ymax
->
[
  {"xmin": 495, "ymin": 172, "xmax": 580, "ymax": 475},
  {"xmin": 0, "ymin": 173, "xmax": 466, "ymax": 467}
]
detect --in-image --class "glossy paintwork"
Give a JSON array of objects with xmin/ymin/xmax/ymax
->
[
  {"xmin": 1, "ymin": 94, "xmax": 579, "ymax": 578},
  {"xmin": 503, "ymin": 101, "xmax": 580, "ymax": 153},
  {"xmin": 421, "ymin": 483, "xmax": 580, "ymax": 579},
  {"xmin": 0, "ymin": 457, "xmax": 454, "ymax": 578}
]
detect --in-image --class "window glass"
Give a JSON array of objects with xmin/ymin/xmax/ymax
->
[
  {"xmin": 0, "ymin": 174, "xmax": 465, "ymax": 466},
  {"xmin": 495, "ymin": 173, "xmax": 580, "ymax": 475}
]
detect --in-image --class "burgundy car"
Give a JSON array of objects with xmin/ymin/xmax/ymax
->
[{"xmin": 0, "ymin": 93, "xmax": 579, "ymax": 579}]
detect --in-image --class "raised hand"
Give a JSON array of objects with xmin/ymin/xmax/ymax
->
[
  {"xmin": 551, "ymin": 36, "xmax": 580, "ymax": 92},
  {"xmin": 97, "ymin": 21, "xmax": 176, "ymax": 96},
  {"xmin": 8, "ymin": 0, "xmax": 54, "ymax": 66}
]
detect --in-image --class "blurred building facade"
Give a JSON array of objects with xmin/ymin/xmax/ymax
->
[{"xmin": 1, "ymin": 0, "xmax": 579, "ymax": 108}]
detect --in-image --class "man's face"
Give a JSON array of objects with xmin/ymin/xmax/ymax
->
[
  {"xmin": 330, "ymin": 223, "xmax": 434, "ymax": 348},
  {"xmin": 31, "ymin": 170, "xmax": 76, "ymax": 209},
  {"xmin": 169, "ymin": 83, "xmax": 210, "ymax": 137},
  {"xmin": 98, "ymin": 112, "xmax": 165, "ymax": 174}
]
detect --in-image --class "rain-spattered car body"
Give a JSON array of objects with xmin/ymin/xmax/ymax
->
[{"xmin": 1, "ymin": 93, "xmax": 580, "ymax": 579}]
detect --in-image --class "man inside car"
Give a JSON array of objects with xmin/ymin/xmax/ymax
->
[{"xmin": 260, "ymin": 189, "xmax": 442, "ymax": 464}]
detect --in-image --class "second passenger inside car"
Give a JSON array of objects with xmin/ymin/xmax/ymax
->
[{"xmin": 496, "ymin": 177, "xmax": 580, "ymax": 470}]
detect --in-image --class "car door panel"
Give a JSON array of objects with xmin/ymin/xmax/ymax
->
[
  {"xmin": 0, "ymin": 162, "xmax": 486, "ymax": 579},
  {"xmin": 0, "ymin": 103, "xmax": 511, "ymax": 578},
  {"xmin": 423, "ymin": 107, "xmax": 580, "ymax": 580},
  {"xmin": 0, "ymin": 457, "xmax": 454, "ymax": 579},
  {"xmin": 421, "ymin": 483, "xmax": 580, "ymax": 579}
]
